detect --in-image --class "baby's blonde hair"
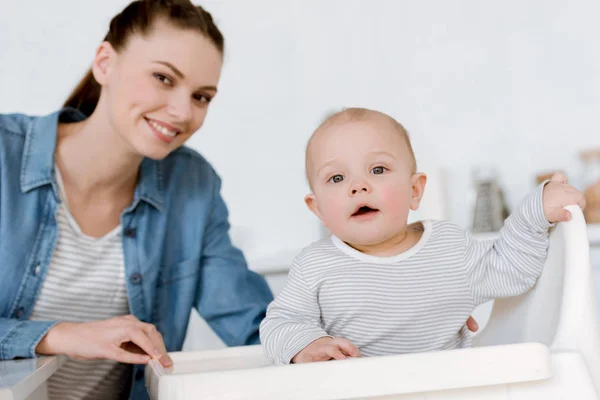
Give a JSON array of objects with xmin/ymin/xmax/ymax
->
[{"xmin": 305, "ymin": 107, "xmax": 417, "ymax": 189}]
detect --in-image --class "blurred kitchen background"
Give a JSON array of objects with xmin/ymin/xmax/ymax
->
[{"xmin": 1, "ymin": 0, "xmax": 599, "ymax": 350}]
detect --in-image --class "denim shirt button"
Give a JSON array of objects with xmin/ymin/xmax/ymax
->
[
  {"xmin": 33, "ymin": 264, "xmax": 41, "ymax": 276},
  {"xmin": 124, "ymin": 228, "xmax": 137, "ymax": 238},
  {"xmin": 130, "ymin": 273, "xmax": 142, "ymax": 284},
  {"xmin": 14, "ymin": 307, "xmax": 24, "ymax": 319}
]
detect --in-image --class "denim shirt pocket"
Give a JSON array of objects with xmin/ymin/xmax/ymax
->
[
  {"xmin": 153, "ymin": 258, "xmax": 201, "ymax": 341},
  {"xmin": 157, "ymin": 258, "xmax": 201, "ymax": 287}
]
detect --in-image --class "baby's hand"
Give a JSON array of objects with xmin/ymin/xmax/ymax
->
[
  {"xmin": 543, "ymin": 173, "xmax": 586, "ymax": 223},
  {"xmin": 291, "ymin": 337, "xmax": 361, "ymax": 363}
]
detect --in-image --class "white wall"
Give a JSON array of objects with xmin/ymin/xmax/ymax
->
[{"xmin": 2, "ymin": 0, "xmax": 599, "ymax": 262}]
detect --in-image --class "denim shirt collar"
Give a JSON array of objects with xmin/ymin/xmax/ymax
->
[{"xmin": 19, "ymin": 108, "xmax": 165, "ymax": 211}]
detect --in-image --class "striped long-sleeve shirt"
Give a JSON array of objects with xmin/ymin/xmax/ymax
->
[
  {"xmin": 260, "ymin": 184, "xmax": 551, "ymax": 365},
  {"xmin": 29, "ymin": 167, "xmax": 130, "ymax": 399}
]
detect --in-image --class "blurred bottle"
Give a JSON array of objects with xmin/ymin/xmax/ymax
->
[
  {"xmin": 581, "ymin": 150, "xmax": 600, "ymax": 224},
  {"xmin": 470, "ymin": 166, "xmax": 509, "ymax": 233}
]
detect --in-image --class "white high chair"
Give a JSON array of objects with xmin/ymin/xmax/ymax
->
[{"xmin": 145, "ymin": 205, "xmax": 600, "ymax": 400}]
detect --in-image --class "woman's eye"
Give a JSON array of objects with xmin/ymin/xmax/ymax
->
[
  {"xmin": 371, "ymin": 166, "xmax": 386, "ymax": 175},
  {"xmin": 193, "ymin": 93, "xmax": 212, "ymax": 104},
  {"xmin": 154, "ymin": 73, "xmax": 172, "ymax": 86},
  {"xmin": 329, "ymin": 175, "xmax": 344, "ymax": 183}
]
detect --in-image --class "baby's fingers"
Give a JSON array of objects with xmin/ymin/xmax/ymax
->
[
  {"xmin": 334, "ymin": 338, "xmax": 361, "ymax": 358},
  {"xmin": 325, "ymin": 345, "xmax": 346, "ymax": 361},
  {"xmin": 557, "ymin": 208, "xmax": 572, "ymax": 222},
  {"xmin": 550, "ymin": 172, "xmax": 568, "ymax": 184}
]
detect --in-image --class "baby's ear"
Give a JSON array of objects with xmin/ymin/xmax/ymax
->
[
  {"xmin": 410, "ymin": 173, "xmax": 427, "ymax": 211},
  {"xmin": 304, "ymin": 193, "xmax": 323, "ymax": 220}
]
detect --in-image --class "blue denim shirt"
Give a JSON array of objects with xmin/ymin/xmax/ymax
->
[{"xmin": 0, "ymin": 108, "xmax": 274, "ymax": 399}]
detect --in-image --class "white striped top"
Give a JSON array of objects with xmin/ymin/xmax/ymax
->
[
  {"xmin": 260, "ymin": 184, "xmax": 551, "ymax": 364},
  {"xmin": 29, "ymin": 167, "xmax": 130, "ymax": 399}
]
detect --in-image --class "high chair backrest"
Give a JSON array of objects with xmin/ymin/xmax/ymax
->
[{"xmin": 472, "ymin": 205, "xmax": 600, "ymax": 393}]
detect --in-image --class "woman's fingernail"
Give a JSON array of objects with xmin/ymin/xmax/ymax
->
[{"xmin": 160, "ymin": 354, "xmax": 173, "ymax": 367}]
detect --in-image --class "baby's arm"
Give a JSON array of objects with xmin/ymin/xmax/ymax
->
[
  {"xmin": 260, "ymin": 258, "xmax": 359, "ymax": 364},
  {"xmin": 464, "ymin": 173, "xmax": 584, "ymax": 305}
]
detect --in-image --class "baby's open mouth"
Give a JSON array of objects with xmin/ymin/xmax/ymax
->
[{"xmin": 352, "ymin": 205, "xmax": 379, "ymax": 217}]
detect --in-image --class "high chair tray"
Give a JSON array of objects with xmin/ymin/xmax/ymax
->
[{"xmin": 145, "ymin": 342, "xmax": 553, "ymax": 399}]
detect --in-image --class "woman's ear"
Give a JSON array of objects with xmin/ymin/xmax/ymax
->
[
  {"xmin": 409, "ymin": 173, "xmax": 427, "ymax": 211},
  {"xmin": 91, "ymin": 42, "xmax": 117, "ymax": 86}
]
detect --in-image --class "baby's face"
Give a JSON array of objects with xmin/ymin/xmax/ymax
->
[{"xmin": 306, "ymin": 118, "xmax": 421, "ymax": 246}]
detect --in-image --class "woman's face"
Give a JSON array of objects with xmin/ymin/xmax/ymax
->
[{"xmin": 94, "ymin": 19, "xmax": 223, "ymax": 160}]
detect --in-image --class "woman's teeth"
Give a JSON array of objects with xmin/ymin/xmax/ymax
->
[{"xmin": 149, "ymin": 120, "xmax": 178, "ymax": 137}]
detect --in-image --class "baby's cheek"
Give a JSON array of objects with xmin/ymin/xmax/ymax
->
[
  {"xmin": 381, "ymin": 185, "xmax": 412, "ymax": 217},
  {"xmin": 320, "ymin": 197, "xmax": 349, "ymax": 229}
]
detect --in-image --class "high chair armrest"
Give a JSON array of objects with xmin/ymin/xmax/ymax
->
[{"xmin": 146, "ymin": 343, "xmax": 551, "ymax": 399}]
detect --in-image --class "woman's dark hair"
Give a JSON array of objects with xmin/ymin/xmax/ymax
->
[{"xmin": 64, "ymin": 0, "xmax": 224, "ymax": 117}]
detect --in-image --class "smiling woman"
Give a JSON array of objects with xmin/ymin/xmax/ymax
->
[
  {"xmin": 63, "ymin": 11, "xmax": 222, "ymax": 160},
  {"xmin": 0, "ymin": 1, "xmax": 273, "ymax": 399}
]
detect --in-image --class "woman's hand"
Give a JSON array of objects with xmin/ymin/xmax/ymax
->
[
  {"xmin": 466, "ymin": 316, "xmax": 479, "ymax": 332},
  {"xmin": 36, "ymin": 315, "xmax": 173, "ymax": 367}
]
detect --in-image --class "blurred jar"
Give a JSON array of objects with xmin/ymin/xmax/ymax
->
[
  {"xmin": 581, "ymin": 150, "xmax": 600, "ymax": 224},
  {"xmin": 470, "ymin": 166, "xmax": 509, "ymax": 233}
]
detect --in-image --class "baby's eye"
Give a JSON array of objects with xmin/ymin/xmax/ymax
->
[
  {"xmin": 371, "ymin": 166, "xmax": 386, "ymax": 175},
  {"xmin": 329, "ymin": 175, "xmax": 344, "ymax": 183}
]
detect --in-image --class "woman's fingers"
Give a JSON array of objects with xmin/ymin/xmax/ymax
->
[
  {"xmin": 466, "ymin": 316, "xmax": 479, "ymax": 332},
  {"xmin": 111, "ymin": 347, "xmax": 151, "ymax": 365},
  {"xmin": 125, "ymin": 327, "xmax": 163, "ymax": 360},
  {"xmin": 138, "ymin": 322, "xmax": 172, "ymax": 367}
]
